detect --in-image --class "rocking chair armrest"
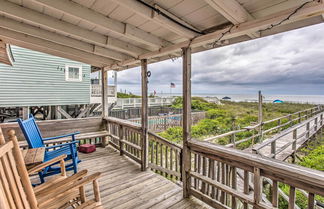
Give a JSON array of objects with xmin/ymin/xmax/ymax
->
[
  {"xmin": 45, "ymin": 141, "xmax": 78, "ymax": 150},
  {"xmin": 43, "ymin": 132, "xmax": 80, "ymax": 141},
  {"xmin": 35, "ymin": 170, "xmax": 89, "ymax": 197},
  {"xmin": 28, "ymin": 154, "xmax": 67, "ymax": 175},
  {"xmin": 37, "ymin": 172, "xmax": 101, "ymax": 201}
]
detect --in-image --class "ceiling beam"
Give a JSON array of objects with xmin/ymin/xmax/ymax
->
[
  {"xmin": 204, "ymin": 0, "xmax": 260, "ymax": 38},
  {"xmin": 0, "ymin": 27, "xmax": 116, "ymax": 66},
  {"xmin": 29, "ymin": 0, "xmax": 171, "ymax": 48},
  {"xmin": 0, "ymin": 0, "xmax": 149, "ymax": 57},
  {"xmin": 107, "ymin": 1, "xmax": 324, "ymax": 69},
  {"xmin": 0, "ymin": 17, "xmax": 132, "ymax": 61},
  {"xmin": 110, "ymin": 0, "xmax": 199, "ymax": 38}
]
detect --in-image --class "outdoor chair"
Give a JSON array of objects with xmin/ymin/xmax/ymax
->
[
  {"xmin": 17, "ymin": 114, "xmax": 80, "ymax": 183},
  {"xmin": 0, "ymin": 128, "xmax": 103, "ymax": 209}
]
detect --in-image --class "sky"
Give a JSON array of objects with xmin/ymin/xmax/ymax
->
[{"xmin": 113, "ymin": 23, "xmax": 324, "ymax": 96}]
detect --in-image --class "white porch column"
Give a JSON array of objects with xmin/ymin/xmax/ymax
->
[
  {"xmin": 141, "ymin": 59, "xmax": 148, "ymax": 171},
  {"xmin": 182, "ymin": 47, "xmax": 192, "ymax": 198}
]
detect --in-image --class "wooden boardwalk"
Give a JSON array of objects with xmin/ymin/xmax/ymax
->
[
  {"xmin": 251, "ymin": 117, "xmax": 320, "ymax": 161},
  {"xmin": 78, "ymin": 147, "xmax": 211, "ymax": 209}
]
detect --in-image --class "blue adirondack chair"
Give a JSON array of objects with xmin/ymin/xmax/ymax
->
[{"xmin": 17, "ymin": 115, "xmax": 80, "ymax": 183}]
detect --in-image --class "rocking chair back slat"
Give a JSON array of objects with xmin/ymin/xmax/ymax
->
[
  {"xmin": 0, "ymin": 127, "xmax": 38, "ymax": 209},
  {"xmin": 0, "ymin": 142, "xmax": 32, "ymax": 209},
  {"xmin": 17, "ymin": 117, "xmax": 44, "ymax": 148}
]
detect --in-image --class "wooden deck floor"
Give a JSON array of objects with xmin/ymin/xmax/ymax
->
[{"xmin": 79, "ymin": 147, "xmax": 211, "ymax": 209}]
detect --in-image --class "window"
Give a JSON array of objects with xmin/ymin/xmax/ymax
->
[{"xmin": 65, "ymin": 65, "xmax": 82, "ymax": 81}]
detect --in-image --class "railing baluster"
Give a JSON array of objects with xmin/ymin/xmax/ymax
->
[
  {"xmin": 288, "ymin": 186, "xmax": 296, "ymax": 209},
  {"xmin": 211, "ymin": 159, "xmax": 216, "ymax": 199},
  {"xmin": 216, "ymin": 161, "xmax": 221, "ymax": 200},
  {"xmin": 175, "ymin": 149, "xmax": 179, "ymax": 180},
  {"xmin": 231, "ymin": 166, "xmax": 237, "ymax": 209},
  {"xmin": 220, "ymin": 163, "xmax": 225, "ymax": 204},
  {"xmin": 194, "ymin": 154, "xmax": 198, "ymax": 189},
  {"xmin": 201, "ymin": 157, "xmax": 207, "ymax": 194},
  {"xmin": 253, "ymin": 167, "xmax": 261, "ymax": 208},
  {"xmin": 165, "ymin": 146, "xmax": 168, "ymax": 178},
  {"xmin": 272, "ymin": 180, "xmax": 278, "ymax": 207},
  {"xmin": 308, "ymin": 193, "xmax": 315, "ymax": 209},
  {"xmin": 170, "ymin": 148, "xmax": 173, "ymax": 179},
  {"xmin": 155, "ymin": 142, "xmax": 159, "ymax": 172},
  {"xmin": 160, "ymin": 144, "xmax": 163, "ymax": 175},
  {"xmin": 243, "ymin": 170, "xmax": 249, "ymax": 209},
  {"xmin": 119, "ymin": 124, "xmax": 123, "ymax": 155}
]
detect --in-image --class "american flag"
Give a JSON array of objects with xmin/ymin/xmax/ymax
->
[{"xmin": 170, "ymin": 82, "xmax": 175, "ymax": 88}]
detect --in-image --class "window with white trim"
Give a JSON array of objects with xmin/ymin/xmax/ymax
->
[{"xmin": 65, "ymin": 65, "xmax": 82, "ymax": 82}]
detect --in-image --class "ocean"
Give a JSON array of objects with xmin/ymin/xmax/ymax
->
[{"xmin": 157, "ymin": 93, "xmax": 324, "ymax": 105}]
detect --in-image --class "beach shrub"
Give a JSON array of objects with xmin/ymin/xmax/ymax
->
[{"xmin": 299, "ymin": 145, "xmax": 324, "ymax": 171}]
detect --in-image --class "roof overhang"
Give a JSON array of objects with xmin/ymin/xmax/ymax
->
[{"xmin": 0, "ymin": 0, "xmax": 323, "ymax": 71}]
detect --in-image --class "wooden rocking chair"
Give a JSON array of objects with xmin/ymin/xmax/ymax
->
[{"xmin": 0, "ymin": 128, "xmax": 103, "ymax": 209}]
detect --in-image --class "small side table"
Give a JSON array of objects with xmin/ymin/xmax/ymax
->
[{"xmin": 21, "ymin": 147, "xmax": 45, "ymax": 169}]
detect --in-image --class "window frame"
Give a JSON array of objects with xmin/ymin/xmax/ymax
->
[{"xmin": 65, "ymin": 65, "xmax": 82, "ymax": 82}]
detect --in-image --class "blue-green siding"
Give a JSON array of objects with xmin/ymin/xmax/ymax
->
[{"xmin": 0, "ymin": 46, "xmax": 90, "ymax": 107}]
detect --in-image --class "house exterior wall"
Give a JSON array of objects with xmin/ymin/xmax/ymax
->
[{"xmin": 0, "ymin": 46, "xmax": 90, "ymax": 107}]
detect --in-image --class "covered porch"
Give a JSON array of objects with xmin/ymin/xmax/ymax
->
[
  {"xmin": 0, "ymin": 0, "xmax": 324, "ymax": 208},
  {"xmin": 1, "ymin": 115, "xmax": 323, "ymax": 209}
]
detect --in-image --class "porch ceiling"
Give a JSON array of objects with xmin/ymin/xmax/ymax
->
[{"xmin": 0, "ymin": 0, "xmax": 323, "ymax": 70}]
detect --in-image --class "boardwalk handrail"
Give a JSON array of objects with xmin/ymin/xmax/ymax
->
[
  {"xmin": 188, "ymin": 139, "xmax": 324, "ymax": 209},
  {"xmin": 252, "ymin": 111, "xmax": 324, "ymax": 158},
  {"xmin": 205, "ymin": 106, "xmax": 323, "ymax": 148}
]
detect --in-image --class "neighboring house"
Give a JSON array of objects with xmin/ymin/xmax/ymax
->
[{"xmin": 0, "ymin": 46, "xmax": 116, "ymax": 120}]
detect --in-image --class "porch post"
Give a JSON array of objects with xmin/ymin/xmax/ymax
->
[
  {"xmin": 22, "ymin": 106, "xmax": 29, "ymax": 120},
  {"xmin": 258, "ymin": 91, "xmax": 263, "ymax": 142},
  {"xmin": 141, "ymin": 59, "xmax": 148, "ymax": 171},
  {"xmin": 182, "ymin": 47, "xmax": 191, "ymax": 198},
  {"xmin": 101, "ymin": 68, "xmax": 109, "ymax": 146}
]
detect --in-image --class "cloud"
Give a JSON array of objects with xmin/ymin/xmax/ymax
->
[{"xmin": 116, "ymin": 23, "xmax": 324, "ymax": 95}]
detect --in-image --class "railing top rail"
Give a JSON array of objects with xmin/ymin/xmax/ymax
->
[
  {"xmin": 204, "ymin": 123, "xmax": 261, "ymax": 142},
  {"xmin": 104, "ymin": 117, "xmax": 142, "ymax": 131},
  {"xmin": 253, "ymin": 112, "xmax": 323, "ymax": 151},
  {"xmin": 189, "ymin": 139, "xmax": 324, "ymax": 196},
  {"xmin": 204, "ymin": 129, "xmax": 245, "ymax": 142},
  {"xmin": 148, "ymin": 131, "xmax": 182, "ymax": 150}
]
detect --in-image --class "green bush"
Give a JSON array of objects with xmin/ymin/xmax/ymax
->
[
  {"xmin": 299, "ymin": 145, "xmax": 324, "ymax": 171},
  {"xmin": 117, "ymin": 92, "xmax": 141, "ymax": 98}
]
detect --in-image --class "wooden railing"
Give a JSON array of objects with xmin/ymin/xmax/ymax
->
[
  {"xmin": 105, "ymin": 117, "xmax": 142, "ymax": 164},
  {"xmin": 204, "ymin": 106, "xmax": 323, "ymax": 148},
  {"xmin": 0, "ymin": 117, "xmax": 108, "ymax": 149},
  {"xmin": 253, "ymin": 111, "xmax": 324, "ymax": 159},
  {"xmin": 188, "ymin": 140, "xmax": 324, "ymax": 209},
  {"xmin": 148, "ymin": 132, "xmax": 182, "ymax": 181},
  {"xmin": 105, "ymin": 117, "xmax": 182, "ymax": 182},
  {"xmin": 115, "ymin": 97, "xmax": 175, "ymax": 109}
]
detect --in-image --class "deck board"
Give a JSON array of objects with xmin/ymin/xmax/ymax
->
[{"xmin": 78, "ymin": 147, "xmax": 211, "ymax": 209}]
